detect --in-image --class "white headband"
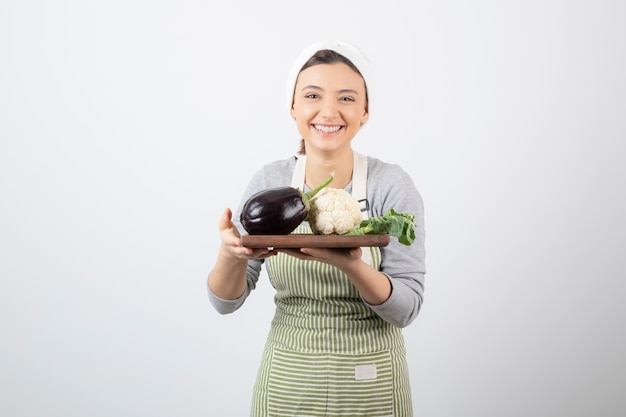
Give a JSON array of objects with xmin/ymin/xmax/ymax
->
[{"xmin": 285, "ymin": 40, "xmax": 373, "ymax": 117}]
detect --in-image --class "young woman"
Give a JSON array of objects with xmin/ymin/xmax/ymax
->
[{"xmin": 208, "ymin": 40, "xmax": 426, "ymax": 417}]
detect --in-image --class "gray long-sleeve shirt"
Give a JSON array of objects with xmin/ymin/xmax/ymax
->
[{"xmin": 208, "ymin": 153, "xmax": 426, "ymax": 328}]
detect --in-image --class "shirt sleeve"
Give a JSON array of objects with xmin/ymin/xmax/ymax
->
[
  {"xmin": 207, "ymin": 158, "xmax": 295, "ymax": 314},
  {"xmin": 360, "ymin": 159, "xmax": 427, "ymax": 327},
  {"xmin": 207, "ymin": 261, "xmax": 262, "ymax": 314}
]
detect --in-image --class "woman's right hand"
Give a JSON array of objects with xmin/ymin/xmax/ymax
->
[{"xmin": 218, "ymin": 208, "xmax": 276, "ymax": 260}]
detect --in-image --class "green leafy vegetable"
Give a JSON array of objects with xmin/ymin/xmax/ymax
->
[{"xmin": 345, "ymin": 209, "xmax": 416, "ymax": 246}]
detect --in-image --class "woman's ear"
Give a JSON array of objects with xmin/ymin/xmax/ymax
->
[
  {"xmin": 291, "ymin": 104, "xmax": 296, "ymax": 119},
  {"xmin": 361, "ymin": 110, "xmax": 369, "ymax": 125}
]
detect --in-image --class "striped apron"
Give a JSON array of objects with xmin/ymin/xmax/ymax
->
[{"xmin": 250, "ymin": 153, "xmax": 413, "ymax": 417}]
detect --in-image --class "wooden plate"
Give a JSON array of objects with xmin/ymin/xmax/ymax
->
[{"xmin": 241, "ymin": 234, "xmax": 390, "ymax": 249}]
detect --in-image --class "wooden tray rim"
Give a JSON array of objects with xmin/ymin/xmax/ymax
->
[{"xmin": 241, "ymin": 234, "xmax": 390, "ymax": 248}]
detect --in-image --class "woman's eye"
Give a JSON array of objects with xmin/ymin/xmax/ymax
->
[
  {"xmin": 305, "ymin": 93, "xmax": 319, "ymax": 99},
  {"xmin": 340, "ymin": 96, "xmax": 355, "ymax": 102}
]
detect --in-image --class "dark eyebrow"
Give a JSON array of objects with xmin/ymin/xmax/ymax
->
[{"xmin": 300, "ymin": 85, "xmax": 360, "ymax": 95}]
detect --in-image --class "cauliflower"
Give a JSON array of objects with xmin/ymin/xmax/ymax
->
[{"xmin": 307, "ymin": 188, "xmax": 363, "ymax": 235}]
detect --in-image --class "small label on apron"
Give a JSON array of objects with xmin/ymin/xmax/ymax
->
[{"xmin": 354, "ymin": 364, "xmax": 377, "ymax": 380}]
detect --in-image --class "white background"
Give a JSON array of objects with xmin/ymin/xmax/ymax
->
[{"xmin": 1, "ymin": 1, "xmax": 625, "ymax": 416}]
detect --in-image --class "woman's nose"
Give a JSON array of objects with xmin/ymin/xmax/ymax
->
[{"xmin": 320, "ymin": 98, "xmax": 339, "ymax": 117}]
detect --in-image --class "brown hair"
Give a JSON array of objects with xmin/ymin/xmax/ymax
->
[{"xmin": 294, "ymin": 49, "xmax": 369, "ymax": 155}]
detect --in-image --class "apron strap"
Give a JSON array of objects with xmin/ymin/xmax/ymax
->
[
  {"xmin": 291, "ymin": 153, "xmax": 307, "ymax": 189},
  {"xmin": 351, "ymin": 151, "xmax": 373, "ymax": 266},
  {"xmin": 351, "ymin": 151, "xmax": 369, "ymax": 220},
  {"xmin": 290, "ymin": 152, "xmax": 373, "ymax": 266}
]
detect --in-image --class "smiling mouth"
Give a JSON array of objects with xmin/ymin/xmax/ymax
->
[{"xmin": 314, "ymin": 125, "xmax": 343, "ymax": 133}]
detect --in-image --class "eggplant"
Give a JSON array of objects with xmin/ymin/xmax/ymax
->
[{"xmin": 240, "ymin": 175, "xmax": 333, "ymax": 235}]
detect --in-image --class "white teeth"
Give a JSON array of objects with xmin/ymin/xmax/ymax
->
[{"xmin": 314, "ymin": 125, "xmax": 341, "ymax": 133}]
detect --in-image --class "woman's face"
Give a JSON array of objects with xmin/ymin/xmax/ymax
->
[{"xmin": 291, "ymin": 62, "xmax": 368, "ymax": 154}]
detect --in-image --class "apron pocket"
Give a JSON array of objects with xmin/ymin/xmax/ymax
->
[{"xmin": 267, "ymin": 347, "xmax": 394, "ymax": 417}]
